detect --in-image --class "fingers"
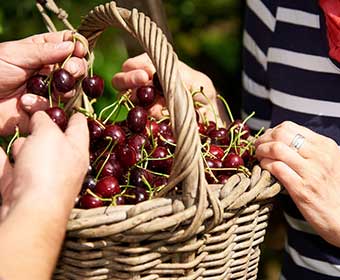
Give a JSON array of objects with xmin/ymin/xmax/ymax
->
[
  {"xmin": 26, "ymin": 30, "xmax": 87, "ymax": 58},
  {"xmin": 64, "ymin": 113, "xmax": 89, "ymax": 158},
  {"xmin": 11, "ymin": 137, "xmax": 26, "ymax": 162},
  {"xmin": 63, "ymin": 57, "xmax": 87, "ymax": 79},
  {"xmin": 20, "ymin": 94, "xmax": 49, "ymax": 115},
  {"xmin": 112, "ymin": 69, "xmax": 150, "ymax": 91},
  {"xmin": 29, "ymin": 111, "xmax": 60, "ymax": 135},
  {"xmin": 255, "ymin": 141, "xmax": 308, "ymax": 177},
  {"xmin": 0, "ymin": 147, "xmax": 11, "ymax": 179},
  {"xmin": 259, "ymin": 158, "xmax": 304, "ymax": 197},
  {"xmin": 121, "ymin": 53, "xmax": 155, "ymax": 75}
]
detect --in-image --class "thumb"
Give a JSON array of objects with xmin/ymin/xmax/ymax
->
[
  {"xmin": 65, "ymin": 113, "xmax": 89, "ymax": 155},
  {"xmin": 14, "ymin": 41, "xmax": 75, "ymax": 68}
]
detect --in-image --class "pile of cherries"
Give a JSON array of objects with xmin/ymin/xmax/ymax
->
[{"xmin": 26, "ymin": 67, "xmax": 256, "ymax": 210}]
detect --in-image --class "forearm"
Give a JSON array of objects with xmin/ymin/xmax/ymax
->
[{"xmin": 0, "ymin": 196, "xmax": 72, "ymax": 280}]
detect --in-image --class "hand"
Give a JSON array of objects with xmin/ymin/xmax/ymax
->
[
  {"xmin": 0, "ymin": 30, "xmax": 88, "ymax": 136},
  {"xmin": 0, "ymin": 111, "xmax": 89, "ymax": 221},
  {"xmin": 255, "ymin": 121, "xmax": 340, "ymax": 247},
  {"xmin": 112, "ymin": 53, "xmax": 229, "ymax": 123}
]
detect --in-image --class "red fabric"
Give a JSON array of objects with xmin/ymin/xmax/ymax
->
[{"xmin": 320, "ymin": 0, "xmax": 340, "ymax": 62}]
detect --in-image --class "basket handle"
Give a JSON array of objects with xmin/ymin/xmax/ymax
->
[{"xmin": 76, "ymin": 1, "xmax": 223, "ymax": 241}]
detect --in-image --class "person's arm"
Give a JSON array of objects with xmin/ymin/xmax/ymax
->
[
  {"xmin": 255, "ymin": 121, "xmax": 340, "ymax": 247},
  {"xmin": 0, "ymin": 112, "xmax": 89, "ymax": 279}
]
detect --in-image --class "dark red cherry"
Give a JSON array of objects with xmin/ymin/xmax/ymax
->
[
  {"xmin": 217, "ymin": 174, "xmax": 230, "ymax": 184},
  {"xmin": 149, "ymin": 146, "xmax": 173, "ymax": 174},
  {"xmin": 45, "ymin": 107, "xmax": 68, "ymax": 131},
  {"xmin": 26, "ymin": 74, "xmax": 48, "ymax": 96},
  {"xmin": 96, "ymin": 159, "xmax": 123, "ymax": 179},
  {"xmin": 127, "ymin": 106, "xmax": 148, "ymax": 133},
  {"xmin": 87, "ymin": 119, "xmax": 104, "ymax": 144},
  {"xmin": 79, "ymin": 193, "xmax": 104, "ymax": 209},
  {"xmin": 95, "ymin": 176, "xmax": 120, "ymax": 198},
  {"xmin": 129, "ymin": 168, "xmax": 153, "ymax": 188},
  {"xmin": 125, "ymin": 187, "xmax": 149, "ymax": 204},
  {"xmin": 114, "ymin": 196, "xmax": 125, "ymax": 205},
  {"xmin": 228, "ymin": 120, "xmax": 251, "ymax": 139},
  {"xmin": 102, "ymin": 124, "xmax": 126, "ymax": 145},
  {"xmin": 208, "ymin": 145, "xmax": 224, "ymax": 159},
  {"xmin": 209, "ymin": 128, "xmax": 229, "ymax": 145},
  {"xmin": 158, "ymin": 134, "xmax": 176, "ymax": 152},
  {"xmin": 223, "ymin": 153, "xmax": 244, "ymax": 168},
  {"xmin": 116, "ymin": 145, "xmax": 137, "ymax": 169},
  {"xmin": 52, "ymin": 68, "xmax": 75, "ymax": 93},
  {"xmin": 205, "ymin": 121, "xmax": 216, "ymax": 136},
  {"xmin": 145, "ymin": 120, "xmax": 160, "ymax": 138},
  {"xmin": 82, "ymin": 75, "xmax": 104, "ymax": 99},
  {"xmin": 158, "ymin": 119, "xmax": 172, "ymax": 136},
  {"xmin": 136, "ymin": 86, "xmax": 156, "ymax": 107},
  {"xmin": 153, "ymin": 176, "xmax": 168, "ymax": 189},
  {"xmin": 127, "ymin": 134, "xmax": 150, "ymax": 152},
  {"xmin": 82, "ymin": 175, "xmax": 97, "ymax": 191}
]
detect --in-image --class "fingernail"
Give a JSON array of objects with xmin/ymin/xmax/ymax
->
[
  {"xmin": 66, "ymin": 60, "xmax": 79, "ymax": 75},
  {"xmin": 21, "ymin": 94, "xmax": 37, "ymax": 106},
  {"xmin": 56, "ymin": 41, "xmax": 73, "ymax": 50}
]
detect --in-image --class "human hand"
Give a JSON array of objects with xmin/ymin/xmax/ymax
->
[
  {"xmin": 0, "ymin": 30, "xmax": 88, "ymax": 136},
  {"xmin": 112, "ymin": 53, "xmax": 229, "ymax": 124},
  {"xmin": 0, "ymin": 111, "xmax": 89, "ymax": 221},
  {"xmin": 255, "ymin": 121, "xmax": 340, "ymax": 247}
]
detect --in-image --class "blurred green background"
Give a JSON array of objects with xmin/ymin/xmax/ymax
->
[{"xmin": 0, "ymin": 1, "xmax": 283, "ymax": 278}]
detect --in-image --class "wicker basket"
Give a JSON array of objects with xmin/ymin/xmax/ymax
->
[{"xmin": 50, "ymin": 2, "xmax": 282, "ymax": 279}]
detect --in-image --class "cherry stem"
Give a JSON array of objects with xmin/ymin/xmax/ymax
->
[
  {"xmin": 92, "ymin": 137, "xmax": 113, "ymax": 168},
  {"xmin": 95, "ymin": 138, "xmax": 115, "ymax": 180},
  {"xmin": 47, "ymin": 75, "xmax": 53, "ymax": 108},
  {"xmin": 217, "ymin": 94, "xmax": 234, "ymax": 122},
  {"xmin": 86, "ymin": 188, "xmax": 111, "ymax": 202},
  {"xmin": 98, "ymin": 99, "xmax": 119, "ymax": 122},
  {"xmin": 6, "ymin": 127, "xmax": 20, "ymax": 155}
]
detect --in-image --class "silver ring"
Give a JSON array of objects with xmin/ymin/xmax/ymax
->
[{"xmin": 290, "ymin": 133, "xmax": 305, "ymax": 151}]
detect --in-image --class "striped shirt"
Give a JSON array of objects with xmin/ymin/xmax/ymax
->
[{"xmin": 242, "ymin": 0, "xmax": 340, "ymax": 279}]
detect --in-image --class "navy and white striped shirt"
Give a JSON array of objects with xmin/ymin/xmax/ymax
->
[{"xmin": 242, "ymin": 1, "xmax": 340, "ymax": 279}]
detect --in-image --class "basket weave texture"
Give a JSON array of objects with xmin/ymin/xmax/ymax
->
[{"xmin": 51, "ymin": 2, "xmax": 282, "ymax": 279}]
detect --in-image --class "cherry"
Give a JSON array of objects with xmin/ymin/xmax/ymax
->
[
  {"xmin": 129, "ymin": 168, "xmax": 153, "ymax": 188},
  {"xmin": 136, "ymin": 86, "xmax": 156, "ymax": 107},
  {"xmin": 217, "ymin": 174, "xmax": 230, "ymax": 184},
  {"xmin": 205, "ymin": 121, "xmax": 216, "ymax": 136},
  {"xmin": 125, "ymin": 187, "xmax": 149, "ymax": 204},
  {"xmin": 158, "ymin": 134, "xmax": 176, "ymax": 152},
  {"xmin": 82, "ymin": 75, "xmax": 104, "ymax": 99},
  {"xmin": 149, "ymin": 146, "xmax": 173, "ymax": 174},
  {"xmin": 82, "ymin": 175, "xmax": 97, "ymax": 191},
  {"xmin": 102, "ymin": 124, "xmax": 126, "ymax": 145},
  {"xmin": 209, "ymin": 128, "xmax": 229, "ymax": 145},
  {"xmin": 145, "ymin": 120, "xmax": 160, "ymax": 138},
  {"xmin": 26, "ymin": 74, "xmax": 48, "ymax": 96},
  {"xmin": 79, "ymin": 193, "xmax": 104, "ymax": 209},
  {"xmin": 204, "ymin": 157, "xmax": 223, "ymax": 183},
  {"xmin": 45, "ymin": 107, "xmax": 68, "ymax": 131},
  {"xmin": 127, "ymin": 106, "xmax": 148, "ymax": 133},
  {"xmin": 223, "ymin": 153, "xmax": 244, "ymax": 168},
  {"xmin": 127, "ymin": 134, "xmax": 150, "ymax": 152},
  {"xmin": 114, "ymin": 196, "xmax": 125, "ymax": 205},
  {"xmin": 229, "ymin": 120, "xmax": 251, "ymax": 139},
  {"xmin": 52, "ymin": 69, "xmax": 75, "ymax": 93},
  {"xmin": 198, "ymin": 123, "xmax": 205, "ymax": 135},
  {"xmin": 96, "ymin": 158, "xmax": 123, "ymax": 179},
  {"xmin": 208, "ymin": 145, "xmax": 224, "ymax": 160},
  {"xmin": 153, "ymin": 176, "xmax": 168, "ymax": 189},
  {"xmin": 88, "ymin": 119, "xmax": 104, "ymax": 144},
  {"xmin": 158, "ymin": 119, "xmax": 172, "ymax": 136},
  {"xmin": 95, "ymin": 176, "xmax": 120, "ymax": 198},
  {"xmin": 116, "ymin": 145, "xmax": 137, "ymax": 169}
]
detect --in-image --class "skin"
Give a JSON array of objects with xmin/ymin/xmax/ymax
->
[
  {"xmin": 0, "ymin": 30, "xmax": 88, "ymax": 136},
  {"xmin": 112, "ymin": 53, "xmax": 229, "ymax": 125},
  {"xmin": 0, "ymin": 31, "xmax": 89, "ymax": 279},
  {"xmin": 113, "ymin": 55, "xmax": 340, "ymax": 248}
]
